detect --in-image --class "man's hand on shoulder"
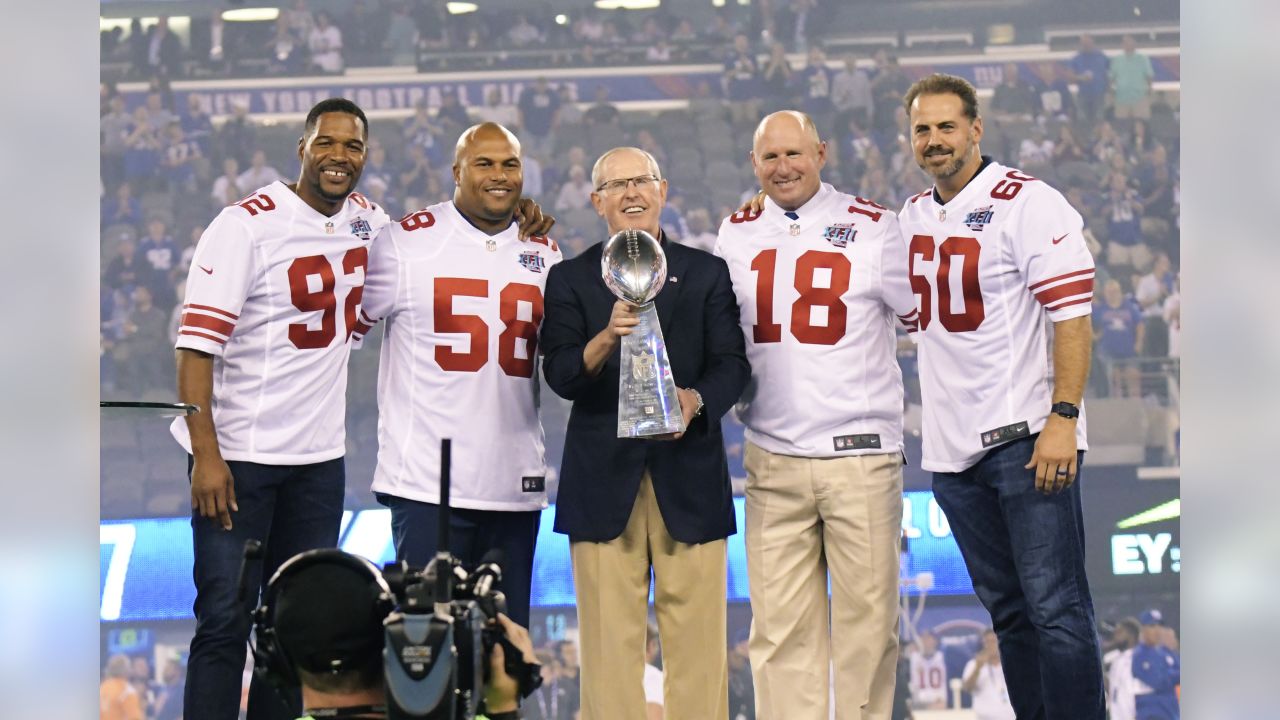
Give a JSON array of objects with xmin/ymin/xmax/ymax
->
[
  {"xmin": 735, "ymin": 191, "xmax": 767, "ymax": 217},
  {"xmin": 514, "ymin": 198, "xmax": 555, "ymax": 240}
]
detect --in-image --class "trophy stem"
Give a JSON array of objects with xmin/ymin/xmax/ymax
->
[{"xmin": 617, "ymin": 304, "xmax": 685, "ymax": 438}]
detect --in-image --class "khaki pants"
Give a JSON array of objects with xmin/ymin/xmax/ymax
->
[
  {"xmin": 744, "ymin": 442, "xmax": 904, "ymax": 720},
  {"xmin": 571, "ymin": 472, "xmax": 729, "ymax": 720}
]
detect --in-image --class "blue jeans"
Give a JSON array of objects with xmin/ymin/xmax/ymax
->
[
  {"xmin": 932, "ymin": 436, "xmax": 1105, "ymax": 720},
  {"xmin": 377, "ymin": 494, "xmax": 540, "ymax": 628},
  {"xmin": 184, "ymin": 456, "xmax": 345, "ymax": 720}
]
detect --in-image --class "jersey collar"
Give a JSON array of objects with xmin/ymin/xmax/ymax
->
[
  {"xmin": 762, "ymin": 182, "xmax": 834, "ymax": 231},
  {"xmin": 931, "ymin": 155, "xmax": 996, "ymax": 207},
  {"xmin": 449, "ymin": 201, "xmax": 518, "ymax": 244}
]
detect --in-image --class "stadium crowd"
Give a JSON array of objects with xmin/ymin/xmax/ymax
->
[{"xmin": 99, "ymin": 29, "xmax": 1180, "ymax": 407}]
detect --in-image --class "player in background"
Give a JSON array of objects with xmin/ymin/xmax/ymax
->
[
  {"xmin": 173, "ymin": 98, "xmax": 389, "ymax": 720},
  {"xmin": 714, "ymin": 110, "xmax": 918, "ymax": 720},
  {"xmin": 897, "ymin": 73, "xmax": 1105, "ymax": 719},
  {"xmin": 353, "ymin": 122, "xmax": 560, "ymax": 628},
  {"xmin": 908, "ymin": 629, "xmax": 948, "ymax": 710}
]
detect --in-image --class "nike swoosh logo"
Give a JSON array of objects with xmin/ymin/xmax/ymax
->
[
  {"xmin": 199, "ymin": 265, "xmax": 214, "ymax": 275},
  {"xmin": 1051, "ymin": 234, "xmax": 1068, "ymax": 245}
]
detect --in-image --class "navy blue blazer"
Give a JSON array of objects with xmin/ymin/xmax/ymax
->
[{"xmin": 541, "ymin": 237, "xmax": 750, "ymax": 544}]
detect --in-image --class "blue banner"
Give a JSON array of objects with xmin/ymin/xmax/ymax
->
[
  {"xmin": 100, "ymin": 492, "xmax": 973, "ymax": 623},
  {"xmin": 116, "ymin": 53, "xmax": 1179, "ymax": 117}
]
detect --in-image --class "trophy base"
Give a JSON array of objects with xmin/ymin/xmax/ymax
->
[{"xmin": 617, "ymin": 303, "xmax": 685, "ymax": 439}]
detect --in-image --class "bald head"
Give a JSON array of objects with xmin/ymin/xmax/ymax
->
[
  {"xmin": 452, "ymin": 122, "xmax": 523, "ymax": 234},
  {"xmin": 455, "ymin": 122, "xmax": 522, "ymax": 164},
  {"xmin": 752, "ymin": 111, "xmax": 822, "ymax": 153},
  {"xmin": 751, "ymin": 110, "xmax": 827, "ymax": 211}
]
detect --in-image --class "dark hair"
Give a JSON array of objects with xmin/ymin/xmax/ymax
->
[
  {"xmin": 297, "ymin": 659, "xmax": 382, "ymax": 695},
  {"xmin": 303, "ymin": 98, "xmax": 368, "ymax": 139},
  {"xmin": 903, "ymin": 73, "xmax": 980, "ymax": 121}
]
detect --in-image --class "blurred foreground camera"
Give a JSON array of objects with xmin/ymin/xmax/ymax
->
[{"xmin": 247, "ymin": 439, "xmax": 542, "ymax": 719}]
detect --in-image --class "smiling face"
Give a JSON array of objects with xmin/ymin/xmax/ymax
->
[
  {"xmin": 296, "ymin": 111, "xmax": 367, "ymax": 206},
  {"xmin": 590, "ymin": 147, "xmax": 666, "ymax": 237},
  {"xmin": 752, "ymin": 111, "xmax": 827, "ymax": 211},
  {"xmin": 452, "ymin": 123, "xmax": 523, "ymax": 231},
  {"xmin": 909, "ymin": 92, "xmax": 983, "ymax": 185}
]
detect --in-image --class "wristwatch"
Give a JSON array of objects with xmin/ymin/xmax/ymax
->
[
  {"xmin": 687, "ymin": 388, "xmax": 705, "ymax": 417},
  {"xmin": 1050, "ymin": 401, "xmax": 1080, "ymax": 420}
]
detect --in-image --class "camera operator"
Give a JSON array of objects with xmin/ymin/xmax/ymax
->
[{"xmin": 262, "ymin": 549, "xmax": 537, "ymax": 720}]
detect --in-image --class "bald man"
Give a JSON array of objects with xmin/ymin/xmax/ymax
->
[
  {"xmin": 714, "ymin": 111, "xmax": 918, "ymax": 719},
  {"xmin": 541, "ymin": 147, "xmax": 749, "ymax": 720},
  {"xmin": 356, "ymin": 122, "xmax": 558, "ymax": 627}
]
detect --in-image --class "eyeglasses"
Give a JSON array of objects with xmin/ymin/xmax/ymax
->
[{"xmin": 595, "ymin": 174, "xmax": 660, "ymax": 195}]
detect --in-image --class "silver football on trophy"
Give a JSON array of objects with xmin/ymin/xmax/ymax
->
[{"xmin": 601, "ymin": 229, "xmax": 666, "ymax": 305}]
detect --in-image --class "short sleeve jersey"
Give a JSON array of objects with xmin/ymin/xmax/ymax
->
[
  {"xmin": 714, "ymin": 184, "xmax": 919, "ymax": 458},
  {"xmin": 355, "ymin": 201, "xmax": 563, "ymax": 511},
  {"xmin": 909, "ymin": 650, "xmax": 948, "ymax": 706},
  {"xmin": 897, "ymin": 160, "xmax": 1094, "ymax": 472},
  {"xmin": 170, "ymin": 181, "xmax": 390, "ymax": 464}
]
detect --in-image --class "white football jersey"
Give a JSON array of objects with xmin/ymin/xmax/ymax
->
[
  {"xmin": 898, "ymin": 159, "xmax": 1093, "ymax": 472},
  {"xmin": 1105, "ymin": 647, "xmax": 1137, "ymax": 720},
  {"xmin": 714, "ymin": 183, "xmax": 918, "ymax": 458},
  {"xmin": 171, "ymin": 182, "xmax": 390, "ymax": 464},
  {"xmin": 356, "ymin": 201, "xmax": 562, "ymax": 511},
  {"xmin": 909, "ymin": 650, "xmax": 948, "ymax": 707}
]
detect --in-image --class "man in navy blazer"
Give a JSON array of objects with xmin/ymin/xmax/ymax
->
[{"xmin": 541, "ymin": 146, "xmax": 749, "ymax": 720}]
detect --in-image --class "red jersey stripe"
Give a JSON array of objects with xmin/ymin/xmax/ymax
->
[
  {"xmin": 1045, "ymin": 296, "xmax": 1093, "ymax": 312},
  {"xmin": 1028, "ymin": 268, "xmax": 1093, "ymax": 292},
  {"xmin": 183, "ymin": 303, "xmax": 240, "ymax": 320},
  {"xmin": 179, "ymin": 329, "xmax": 228, "ymax": 344},
  {"xmin": 1034, "ymin": 278, "xmax": 1095, "ymax": 305},
  {"xmin": 181, "ymin": 313, "xmax": 235, "ymax": 337}
]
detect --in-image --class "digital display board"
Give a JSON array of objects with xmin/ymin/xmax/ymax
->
[{"xmin": 101, "ymin": 492, "xmax": 974, "ymax": 622}]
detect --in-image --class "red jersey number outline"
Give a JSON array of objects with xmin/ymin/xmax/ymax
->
[
  {"xmin": 287, "ymin": 247, "xmax": 368, "ymax": 349},
  {"xmin": 434, "ymin": 279, "xmax": 545, "ymax": 378}
]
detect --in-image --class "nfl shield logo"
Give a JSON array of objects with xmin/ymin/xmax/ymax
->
[
  {"xmin": 963, "ymin": 205, "xmax": 995, "ymax": 232},
  {"xmin": 518, "ymin": 251, "xmax": 545, "ymax": 273},
  {"xmin": 349, "ymin": 218, "xmax": 373, "ymax": 241},
  {"xmin": 822, "ymin": 223, "xmax": 857, "ymax": 248}
]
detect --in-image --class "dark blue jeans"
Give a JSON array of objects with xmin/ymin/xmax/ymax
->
[
  {"xmin": 932, "ymin": 436, "xmax": 1105, "ymax": 720},
  {"xmin": 184, "ymin": 456, "xmax": 345, "ymax": 720},
  {"xmin": 377, "ymin": 493, "xmax": 540, "ymax": 628}
]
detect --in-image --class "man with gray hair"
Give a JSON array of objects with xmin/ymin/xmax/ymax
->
[
  {"xmin": 541, "ymin": 146, "xmax": 749, "ymax": 720},
  {"xmin": 716, "ymin": 110, "xmax": 917, "ymax": 719}
]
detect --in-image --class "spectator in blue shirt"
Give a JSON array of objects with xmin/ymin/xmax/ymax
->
[
  {"xmin": 724, "ymin": 33, "xmax": 762, "ymax": 127},
  {"xmin": 181, "ymin": 95, "xmax": 214, "ymax": 154},
  {"xmin": 102, "ymin": 181, "xmax": 142, "ymax": 229},
  {"xmin": 1093, "ymin": 279, "xmax": 1144, "ymax": 397},
  {"xmin": 800, "ymin": 46, "xmax": 835, "ymax": 136},
  {"xmin": 1132, "ymin": 610, "xmax": 1180, "ymax": 720},
  {"xmin": 161, "ymin": 121, "xmax": 201, "ymax": 193},
  {"xmin": 518, "ymin": 77, "xmax": 561, "ymax": 157},
  {"xmin": 1069, "ymin": 35, "xmax": 1110, "ymax": 122},
  {"xmin": 138, "ymin": 218, "xmax": 180, "ymax": 277}
]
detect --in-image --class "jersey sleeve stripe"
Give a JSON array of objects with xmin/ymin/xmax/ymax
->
[
  {"xmin": 181, "ymin": 312, "xmax": 236, "ymax": 336},
  {"xmin": 352, "ymin": 320, "xmax": 374, "ymax": 337},
  {"xmin": 1034, "ymin": 278, "xmax": 1095, "ymax": 306},
  {"xmin": 183, "ymin": 303, "xmax": 240, "ymax": 320},
  {"xmin": 1045, "ymin": 296, "xmax": 1093, "ymax": 312},
  {"xmin": 1027, "ymin": 268, "xmax": 1094, "ymax": 292},
  {"xmin": 358, "ymin": 309, "xmax": 378, "ymax": 325},
  {"xmin": 179, "ymin": 329, "xmax": 228, "ymax": 344}
]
